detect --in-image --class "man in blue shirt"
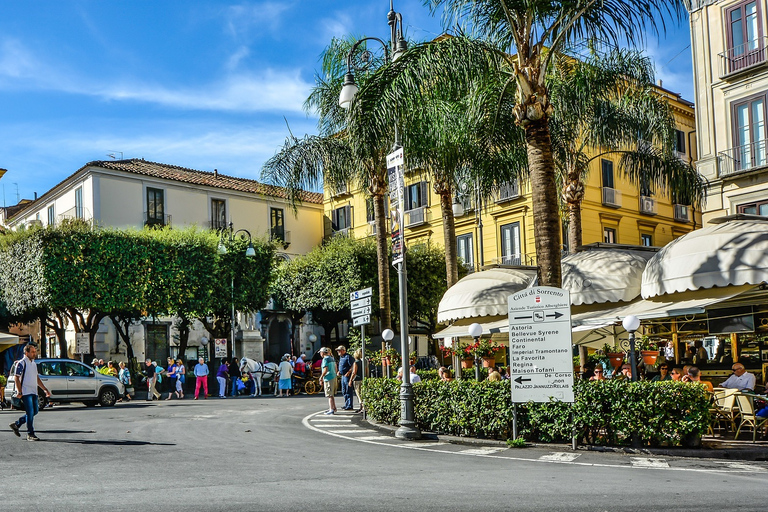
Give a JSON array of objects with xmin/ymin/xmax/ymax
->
[
  {"xmin": 336, "ymin": 345, "xmax": 354, "ymax": 410},
  {"xmin": 194, "ymin": 357, "xmax": 209, "ymax": 400}
]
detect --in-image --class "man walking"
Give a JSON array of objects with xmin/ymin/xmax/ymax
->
[
  {"xmin": 9, "ymin": 343, "xmax": 50, "ymax": 441},
  {"xmin": 336, "ymin": 345, "xmax": 354, "ymax": 411},
  {"xmin": 144, "ymin": 359, "xmax": 160, "ymax": 401},
  {"xmin": 194, "ymin": 357, "xmax": 209, "ymax": 400}
]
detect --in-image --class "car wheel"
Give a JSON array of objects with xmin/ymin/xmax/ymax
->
[
  {"xmin": 99, "ymin": 388, "xmax": 118, "ymax": 407},
  {"xmin": 84, "ymin": 401, "xmax": 98, "ymax": 407},
  {"xmin": 37, "ymin": 391, "xmax": 48, "ymax": 410}
]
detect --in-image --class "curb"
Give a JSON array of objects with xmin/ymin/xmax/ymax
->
[{"xmin": 361, "ymin": 417, "xmax": 768, "ymax": 461}]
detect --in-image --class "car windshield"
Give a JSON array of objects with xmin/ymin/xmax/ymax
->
[{"xmin": 38, "ymin": 361, "xmax": 64, "ymax": 376}]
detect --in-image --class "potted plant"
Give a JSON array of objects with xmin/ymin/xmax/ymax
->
[
  {"xmin": 638, "ymin": 336, "xmax": 659, "ymax": 366},
  {"xmin": 463, "ymin": 339, "xmax": 505, "ymax": 368},
  {"xmin": 602, "ymin": 343, "xmax": 625, "ymax": 370}
]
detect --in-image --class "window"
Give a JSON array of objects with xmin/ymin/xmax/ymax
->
[
  {"xmin": 47, "ymin": 205, "xmax": 55, "ymax": 226},
  {"xmin": 64, "ymin": 361, "xmax": 91, "ymax": 377},
  {"xmin": 675, "ymin": 130, "xmax": 686, "ymax": 154},
  {"xmin": 74, "ymin": 187, "xmax": 83, "ymax": 219},
  {"xmin": 211, "ymin": 199, "xmax": 226, "ymax": 230},
  {"xmin": 639, "ymin": 175, "xmax": 653, "ymax": 198},
  {"xmin": 332, "ymin": 205, "xmax": 351, "ymax": 232},
  {"xmin": 738, "ymin": 200, "xmax": 768, "ymax": 216},
  {"xmin": 366, "ymin": 198, "xmax": 375, "ymax": 223},
  {"xmin": 457, "ymin": 233, "xmax": 474, "ymax": 270},
  {"xmin": 500, "ymin": 222, "xmax": 521, "ymax": 265},
  {"xmin": 38, "ymin": 361, "xmax": 63, "ymax": 376},
  {"xmin": 603, "ymin": 227, "xmax": 617, "ymax": 244},
  {"xmin": 726, "ymin": 0, "xmax": 762, "ymax": 73},
  {"xmin": 732, "ymin": 94, "xmax": 767, "ymax": 171},
  {"xmin": 270, "ymin": 207, "xmax": 285, "ymax": 241},
  {"xmin": 641, "ymin": 234, "xmax": 653, "ymax": 247},
  {"xmin": 146, "ymin": 187, "xmax": 165, "ymax": 226},
  {"xmin": 601, "ymin": 160, "xmax": 614, "ymax": 189},
  {"xmin": 405, "ymin": 181, "xmax": 428, "ymax": 210}
]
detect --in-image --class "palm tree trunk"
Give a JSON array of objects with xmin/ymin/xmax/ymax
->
[
  {"xmin": 439, "ymin": 190, "xmax": 459, "ymax": 287},
  {"xmin": 373, "ymin": 191, "xmax": 392, "ymax": 330},
  {"xmin": 525, "ymin": 120, "xmax": 563, "ymax": 287},
  {"xmin": 567, "ymin": 201, "xmax": 582, "ymax": 253}
]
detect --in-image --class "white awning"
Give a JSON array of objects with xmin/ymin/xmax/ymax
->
[
  {"xmin": 642, "ymin": 216, "xmax": 768, "ymax": 298},
  {"xmin": 0, "ymin": 331, "xmax": 20, "ymax": 348},
  {"xmin": 437, "ymin": 268, "xmax": 536, "ymax": 323},
  {"xmin": 572, "ymin": 284, "xmax": 758, "ymax": 328},
  {"xmin": 432, "ymin": 316, "xmax": 509, "ymax": 340},
  {"xmin": 563, "ymin": 248, "xmax": 654, "ymax": 305}
]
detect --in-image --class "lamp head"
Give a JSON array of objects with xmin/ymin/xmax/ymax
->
[
  {"xmin": 308, "ymin": 333, "xmax": 317, "ymax": 343},
  {"xmin": 217, "ymin": 243, "xmax": 228, "ymax": 255},
  {"xmin": 382, "ymin": 328, "xmax": 394, "ymax": 342},
  {"xmin": 451, "ymin": 197, "xmax": 464, "ymax": 217},
  {"xmin": 468, "ymin": 323, "xmax": 483, "ymax": 339},
  {"xmin": 200, "ymin": 337, "xmax": 209, "ymax": 346},
  {"xmin": 622, "ymin": 315, "xmax": 641, "ymax": 332},
  {"xmin": 338, "ymin": 72, "xmax": 359, "ymax": 109},
  {"xmin": 245, "ymin": 244, "xmax": 256, "ymax": 257}
]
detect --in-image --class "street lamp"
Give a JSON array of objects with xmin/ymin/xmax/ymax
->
[
  {"xmin": 218, "ymin": 222, "xmax": 256, "ymax": 359},
  {"xmin": 338, "ymin": 2, "xmax": 418, "ymax": 441},
  {"xmin": 468, "ymin": 322, "xmax": 483, "ymax": 381},
  {"xmin": 382, "ymin": 328, "xmax": 394, "ymax": 379},
  {"xmin": 622, "ymin": 315, "xmax": 641, "ymax": 383}
]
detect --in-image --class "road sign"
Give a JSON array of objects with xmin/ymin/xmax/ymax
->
[
  {"xmin": 508, "ymin": 286, "xmax": 574, "ymax": 403},
  {"xmin": 214, "ymin": 338, "xmax": 227, "ymax": 358},
  {"xmin": 351, "ymin": 297, "xmax": 371, "ymax": 309},
  {"xmin": 351, "ymin": 305, "xmax": 372, "ymax": 318},
  {"xmin": 75, "ymin": 333, "xmax": 89, "ymax": 355},
  {"xmin": 350, "ymin": 287, "xmax": 372, "ymax": 301},
  {"xmin": 352, "ymin": 315, "xmax": 371, "ymax": 327}
]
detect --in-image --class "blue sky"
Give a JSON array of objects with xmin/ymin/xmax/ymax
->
[{"xmin": 0, "ymin": 1, "xmax": 695, "ymax": 206}]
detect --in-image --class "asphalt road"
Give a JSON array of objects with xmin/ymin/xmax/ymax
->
[{"xmin": 2, "ymin": 394, "xmax": 766, "ymax": 511}]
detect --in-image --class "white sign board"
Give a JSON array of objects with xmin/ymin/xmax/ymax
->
[
  {"xmin": 352, "ymin": 315, "xmax": 371, "ymax": 327},
  {"xmin": 214, "ymin": 338, "xmax": 228, "ymax": 358},
  {"xmin": 350, "ymin": 287, "xmax": 372, "ymax": 301},
  {"xmin": 75, "ymin": 333, "xmax": 90, "ymax": 355},
  {"xmin": 508, "ymin": 286, "xmax": 574, "ymax": 403},
  {"xmin": 351, "ymin": 305, "xmax": 372, "ymax": 318},
  {"xmin": 351, "ymin": 297, "xmax": 371, "ymax": 309}
]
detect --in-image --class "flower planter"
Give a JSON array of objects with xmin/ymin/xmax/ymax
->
[
  {"xmin": 481, "ymin": 357, "xmax": 496, "ymax": 368},
  {"xmin": 641, "ymin": 351, "xmax": 659, "ymax": 366},
  {"xmin": 607, "ymin": 352, "xmax": 625, "ymax": 369},
  {"xmin": 461, "ymin": 358, "xmax": 474, "ymax": 369},
  {"xmin": 381, "ymin": 356, "xmax": 390, "ymax": 367}
]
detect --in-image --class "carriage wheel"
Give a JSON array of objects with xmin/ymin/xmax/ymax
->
[
  {"xmin": 293, "ymin": 380, "xmax": 303, "ymax": 395},
  {"xmin": 305, "ymin": 380, "xmax": 317, "ymax": 395}
]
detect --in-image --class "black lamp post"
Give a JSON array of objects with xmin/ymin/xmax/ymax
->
[{"xmin": 218, "ymin": 222, "xmax": 256, "ymax": 359}]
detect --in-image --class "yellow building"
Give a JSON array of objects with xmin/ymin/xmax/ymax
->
[
  {"xmin": 324, "ymin": 87, "xmax": 702, "ymax": 269},
  {"xmin": 689, "ymin": 0, "xmax": 768, "ymax": 225}
]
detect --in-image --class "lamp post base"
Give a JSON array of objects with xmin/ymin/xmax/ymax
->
[
  {"xmin": 396, "ymin": 381, "xmax": 421, "ymax": 440},
  {"xmin": 395, "ymin": 424, "xmax": 422, "ymax": 440}
]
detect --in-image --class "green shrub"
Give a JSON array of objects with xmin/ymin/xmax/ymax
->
[{"xmin": 362, "ymin": 378, "xmax": 710, "ymax": 446}]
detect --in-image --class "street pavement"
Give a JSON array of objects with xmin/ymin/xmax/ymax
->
[{"xmin": 2, "ymin": 393, "xmax": 767, "ymax": 511}]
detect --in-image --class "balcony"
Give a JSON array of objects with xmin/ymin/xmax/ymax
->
[
  {"xmin": 270, "ymin": 228, "xmax": 291, "ymax": 249},
  {"xmin": 405, "ymin": 206, "xmax": 428, "ymax": 227},
  {"xmin": 674, "ymin": 204, "xmax": 691, "ymax": 223},
  {"xmin": 718, "ymin": 139, "xmax": 768, "ymax": 177},
  {"xmin": 144, "ymin": 212, "xmax": 171, "ymax": 228},
  {"xmin": 495, "ymin": 181, "xmax": 520, "ymax": 203},
  {"xmin": 332, "ymin": 227, "xmax": 350, "ymax": 237},
  {"xmin": 639, "ymin": 195, "xmax": 657, "ymax": 216},
  {"xmin": 331, "ymin": 183, "xmax": 350, "ymax": 197},
  {"xmin": 58, "ymin": 206, "xmax": 93, "ymax": 225},
  {"xmin": 209, "ymin": 219, "xmax": 228, "ymax": 231},
  {"xmin": 602, "ymin": 187, "xmax": 622, "ymax": 208},
  {"xmin": 492, "ymin": 253, "xmax": 536, "ymax": 267},
  {"xmin": 719, "ymin": 37, "xmax": 768, "ymax": 79}
]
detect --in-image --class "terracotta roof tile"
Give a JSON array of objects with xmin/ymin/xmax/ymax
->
[{"xmin": 93, "ymin": 159, "xmax": 323, "ymax": 203}]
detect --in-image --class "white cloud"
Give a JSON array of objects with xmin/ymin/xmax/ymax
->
[
  {"xmin": 317, "ymin": 13, "xmax": 355, "ymax": 44},
  {"xmin": 0, "ymin": 38, "xmax": 311, "ymax": 113},
  {"xmin": 224, "ymin": 1, "xmax": 294, "ymax": 39}
]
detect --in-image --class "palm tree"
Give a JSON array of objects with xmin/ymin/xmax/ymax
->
[
  {"xmin": 262, "ymin": 37, "xmax": 395, "ymax": 329},
  {"xmin": 548, "ymin": 47, "xmax": 706, "ymax": 251},
  {"xmin": 349, "ymin": 0, "xmax": 689, "ymax": 287}
]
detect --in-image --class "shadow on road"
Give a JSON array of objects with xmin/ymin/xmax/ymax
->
[{"xmin": 42, "ymin": 439, "xmax": 175, "ymax": 446}]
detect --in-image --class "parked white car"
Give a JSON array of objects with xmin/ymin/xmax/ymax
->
[{"xmin": 4, "ymin": 358, "xmax": 124, "ymax": 407}]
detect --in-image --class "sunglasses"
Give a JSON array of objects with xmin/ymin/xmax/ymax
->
[{"xmin": 594, "ymin": 370, "xmax": 603, "ymax": 373}]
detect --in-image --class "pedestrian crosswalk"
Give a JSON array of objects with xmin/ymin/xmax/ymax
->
[{"xmin": 303, "ymin": 411, "xmax": 768, "ymax": 474}]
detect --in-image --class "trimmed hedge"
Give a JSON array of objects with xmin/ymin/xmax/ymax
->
[{"xmin": 361, "ymin": 378, "xmax": 710, "ymax": 446}]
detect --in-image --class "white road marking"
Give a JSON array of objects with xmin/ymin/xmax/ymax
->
[
  {"xmin": 540, "ymin": 452, "xmax": 580, "ymax": 462},
  {"xmin": 418, "ymin": 442, "xmax": 452, "ymax": 448},
  {"xmin": 301, "ymin": 411, "xmax": 756, "ymax": 474},
  {"xmin": 311, "ymin": 419, "xmax": 353, "ymax": 422},
  {"xmin": 631, "ymin": 458, "xmax": 670, "ymax": 468},
  {"xmin": 709, "ymin": 461, "xmax": 768, "ymax": 472},
  {"xmin": 325, "ymin": 429, "xmax": 378, "ymax": 434},
  {"xmin": 458, "ymin": 447, "xmax": 507, "ymax": 456}
]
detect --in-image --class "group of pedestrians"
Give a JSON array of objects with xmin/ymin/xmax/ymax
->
[{"xmin": 320, "ymin": 345, "xmax": 364, "ymax": 415}]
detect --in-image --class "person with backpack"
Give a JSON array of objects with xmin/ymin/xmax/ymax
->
[
  {"xmin": 9, "ymin": 343, "xmax": 50, "ymax": 441},
  {"xmin": 319, "ymin": 347, "xmax": 337, "ymax": 415}
]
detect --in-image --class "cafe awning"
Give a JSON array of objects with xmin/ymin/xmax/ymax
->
[
  {"xmin": 0, "ymin": 331, "xmax": 20, "ymax": 348},
  {"xmin": 432, "ymin": 316, "xmax": 509, "ymax": 339},
  {"xmin": 642, "ymin": 215, "xmax": 768, "ymax": 298},
  {"xmin": 563, "ymin": 247, "xmax": 655, "ymax": 305},
  {"xmin": 437, "ymin": 268, "xmax": 536, "ymax": 323}
]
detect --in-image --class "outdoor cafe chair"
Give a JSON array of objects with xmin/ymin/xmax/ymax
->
[
  {"xmin": 734, "ymin": 393, "xmax": 768, "ymax": 443},
  {"xmin": 711, "ymin": 388, "xmax": 739, "ymax": 433}
]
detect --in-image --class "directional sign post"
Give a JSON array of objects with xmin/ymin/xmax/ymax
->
[
  {"xmin": 508, "ymin": 286, "xmax": 574, "ymax": 404},
  {"xmin": 350, "ymin": 287, "xmax": 373, "ymax": 388}
]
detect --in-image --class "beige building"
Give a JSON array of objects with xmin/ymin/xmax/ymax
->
[{"xmin": 690, "ymin": 0, "xmax": 768, "ymax": 223}]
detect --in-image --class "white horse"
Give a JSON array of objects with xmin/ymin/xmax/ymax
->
[{"xmin": 240, "ymin": 357, "xmax": 279, "ymax": 396}]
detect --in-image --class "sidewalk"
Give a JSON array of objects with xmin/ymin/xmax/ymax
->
[{"xmin": 362, "ymin": 417, "xmax": 768, "ymax": 461}]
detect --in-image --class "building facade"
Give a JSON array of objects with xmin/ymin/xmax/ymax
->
[
  {"xmin": 3, "ymin": 159, "xmax": 325, "ymax": 365},
  {"xmin": 324, "ymin": 89, "xmax": 701, "ymax": 273},
  {"xmin": 690, "ymin": 0, "xmax": 768, "ymax": 224}
]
